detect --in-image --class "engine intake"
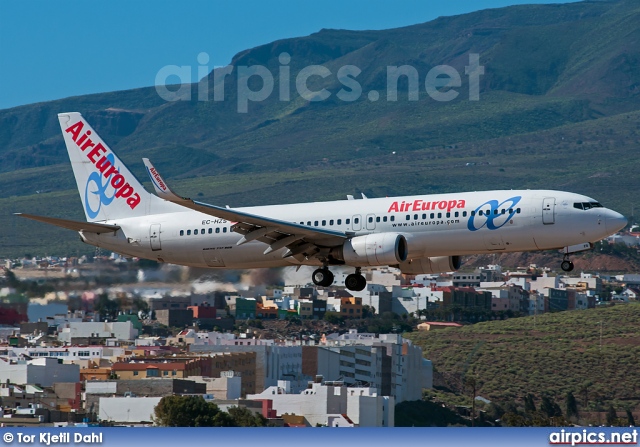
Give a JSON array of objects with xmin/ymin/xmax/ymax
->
[{"xmin": 334, "ymin": 233, "xmax": 408, "ymax": 267}]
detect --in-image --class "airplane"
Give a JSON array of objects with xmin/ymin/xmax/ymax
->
[{"xmin": 16, "ymin": 112, "xmax": 627, "ymax": 291}]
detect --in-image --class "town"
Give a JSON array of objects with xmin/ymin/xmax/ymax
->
[{"xmin": 0, "ymin": 231, "xmax": 639, "ymax": 427}]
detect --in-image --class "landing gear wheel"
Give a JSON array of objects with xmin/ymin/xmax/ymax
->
[
  {"xmin": 312, "ymin": 268, "xmax": 334, "ymax": 287},
  {"xmin": 561, "ymin": 260, "xmax": 574, "ymax": 272},
  {"xmin": 345, "ymin": 273, "xmax": 367, "ymax": 292}
]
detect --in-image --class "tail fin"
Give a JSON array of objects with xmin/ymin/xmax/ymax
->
[{"xmin": 58, "ymin": 112, "xmax": 153, "ymax": 222}]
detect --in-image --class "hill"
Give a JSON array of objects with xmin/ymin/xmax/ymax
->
[
  {"xmin": 1, "ymin": 0, "xmax": 640, "ymax": 257},
  {"xmin": 406, "ymin": 303, "xmax": 640, "ymax": 419}
]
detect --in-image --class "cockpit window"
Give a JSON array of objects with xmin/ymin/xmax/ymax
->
[{"xmin": 574, "ymin": 202, "xmax": 603, "ymax": 210}]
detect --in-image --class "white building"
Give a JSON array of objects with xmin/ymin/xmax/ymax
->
[
  {"xmin": 99, "ymin": 396, "xmax": 162, "ymax": 424},
  {"xmin": 320, "ymin": 330, "xmax": 432, "ymax": 403},
  {"xmin": 246, "ymin": 381, "xmax": 394, "ymax": 427},
  {"xmin": 58, "ymin": 321, "xmax": 138, "ymax": 343},
  {"xmin": 190, "ymin": 372, "xmax": 242, "ymax": 400},
  {"xmin": 3, "ymin": 346, "xmax": 125, "ymax": 362},
  {"xmin": 529, "ymin": 274, "xmax": 560, "ymax": 293},
  {"xmin": 0, "ymin": 357, "xmax": 80, "ymax": 386}
]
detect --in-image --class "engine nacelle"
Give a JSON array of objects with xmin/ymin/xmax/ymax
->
[
  {"xmin": 335, "ymin": 233, "xmax": 408, "ymax": 267},
  {"xmin": 397, "ymin": 256, "xmax": 462, "ymax": 275}
]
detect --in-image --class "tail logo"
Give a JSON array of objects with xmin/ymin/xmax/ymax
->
[
  {"xmin": 146, "ymin": 166, "xmax": 168, "ymax": 192},
  {"xmin": 65, "ymin": 121, "xmax": 142, "ymax": 215},
  {"xmin": 85, "ymin": 154, "xmax": 117, "ymax": 219}
]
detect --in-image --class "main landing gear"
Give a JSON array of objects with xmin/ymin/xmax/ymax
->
[
  {"xmin": 312, "ymin": 267, "xmax": 334, "ymax": 287},
  {"xmin": 560, "ymin": 255, "xmax": 574, "ymax": 272},
  {"xmin": 344, "ymin": 268, "xmax": 367, "ymax": 292},
  {"xmin": 311, "ymin": 267, "xmax": 367, "ymax": 292}
]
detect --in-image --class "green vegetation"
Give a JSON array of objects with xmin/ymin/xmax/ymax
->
[
  {"xmin": 406, "ymin": 303, "xmax": 640, "ymax": 425},
  {"xmin": 2, "ymin": 0, "xmax": 640, "ymax": 257},
  {"xmin": 153, "ymin": 395, "xmax": 267, "ymax": 427}
]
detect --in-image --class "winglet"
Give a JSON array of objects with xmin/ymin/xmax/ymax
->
[{"xmin": 142, "ymin": 158, "xmax": 187, "ymax": 202}]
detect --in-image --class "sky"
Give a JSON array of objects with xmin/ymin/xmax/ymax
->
[{"xmin": 0, "ymin": 0, "xmax": 579, "ymax": 110}]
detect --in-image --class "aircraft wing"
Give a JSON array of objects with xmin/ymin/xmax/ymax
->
[
  {"xmin": 15, "ymin": 213, "xmax": 121, "ymax": 234},
  {"xmin": 142, "ymin": 159, "xmax": 349, "ymax": 258}
]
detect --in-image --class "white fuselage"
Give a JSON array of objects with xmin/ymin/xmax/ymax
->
[{"xmin": 80, "ymin": 189, "xmax": 626, "ymax": 269}]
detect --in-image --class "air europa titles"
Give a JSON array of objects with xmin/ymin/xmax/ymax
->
[
  {"xmin": 65, "ymin": 121, "xmax": 141, "ymax": 210},
  {"xmin": 388, "ymin": 199, "xmax": 466, "ymax": 213}
]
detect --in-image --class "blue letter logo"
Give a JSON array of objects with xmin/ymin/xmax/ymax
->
[
  {"xmin": 84, "ymin": 154, "xmax": 117, "ymax": 219},
  {"xmin": 467, "ymin": 196, "xmax": 522, "ymax": 231}
]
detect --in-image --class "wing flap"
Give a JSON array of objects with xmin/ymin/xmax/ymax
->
[{"xmin": 15, "ymin": 213, "xmax": 120, "ymax": 234}]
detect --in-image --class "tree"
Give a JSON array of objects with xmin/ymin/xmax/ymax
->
[
  {"xmin": 362, "ymin": 305, "xmax": 376, "ymax": 318},
  {"xmin": 154, "ymin": 396, "xmax": 234, "ymax": 427},
  {"xmin": 540, "ymin": 395, "xmax": 562, "ymax": 419},
  {"xmin": 524, "ymin": 394, "xmax": 537, "ymax": 415},
  {"xmin": 565, "ymin": 391, "xmax": 578, "ymax": 420},
  {"xmin": 227, "ymin": 406, "xmax": 267, "ymax": 427},
  {"xmin": 626, "ymin": 409, "xmax": 636, "ymax": 427},
  {"xmin": 94, "ymin": 294, "xmax": 120, "ymax": 321},
  {"xmin": 606, "ymin": 405, "xmax": 617, "ymax": 427}
]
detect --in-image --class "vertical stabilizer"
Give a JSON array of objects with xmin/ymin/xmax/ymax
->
[{"xmin": 58, "ymin": 112, "xmax": 153, "ymax": 222}]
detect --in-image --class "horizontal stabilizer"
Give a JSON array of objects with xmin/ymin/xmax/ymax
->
[{"xmin": 15, "ymin": 213, "xmax": 120, "ymax": 234}]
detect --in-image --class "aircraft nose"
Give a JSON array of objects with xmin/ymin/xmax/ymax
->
[{"xmin": 606, "ymin": 211, "xmax": 627, "ymax": 234}]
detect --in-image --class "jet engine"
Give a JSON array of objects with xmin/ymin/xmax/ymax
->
[
  {"xmin": 332, "ymin": 233, "xmax": 408, "ymax": 267},
  {"xmin": 397, "ymin": 256, "xmax": 462, "ymax": 275}
]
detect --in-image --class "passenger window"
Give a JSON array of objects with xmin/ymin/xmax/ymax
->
[
  {"xmin": 479, "ymin": 211, "xmax": 483, "ymax": 216},
  {"xmin": 376, "ymin": 217, "xmax": 380, "ymax": 223},
  {"xmin": 494, "ymin": 210, "xmax": 498, "ymax": 215},
  {"xmin": 509, "ymin": 208, "xmax": 513, "ymax": 214},
  {"xmin": 194, "ymin": 229, "xmax": 199, "ymax": 235},
  {"xmin": 314, "ymin": 221, "xmax": 319, "ymax": 226},
  {"xmin": 208, "ymin": 228, "xmax": 212, "ymax": 234},
  {"xmin": 455, "ymin": 212, "xmax": 459, "ymax": 218},
  {"xmin": 180, "ymin": 230, "xmax": 184, "ymax": 236},
  {"xmin": 463, "ymin": 211, "xmax": 467, "ymax": 217},
  {"xmin": 346, "ymin": 219, "xmax": 350, "ymax": 224},
  {"xmin": 438, "ymin": 213, "xmax": 442, "ymax": 218},
  {"xmin": 368, "ymin": 217, "xmax": 373, "ymax": 223},
  {"xmin": 354, "ymin": 218, "xmax": 359, "ymax": 224},
  {"xmin": 187, "ymin": 230, "xmax": 191, "ymax": 235},
  {"xmin": 216, "ymin": 228, "xmax": 220, "ymax": 233},
  {"xmin": 430, "ymin": 213, "xmax": 435, "ymax": 219},
  {"xmin": 446, "ymin": 212, "xmax": 450, "ymax": 218},
  {"xmin": 202, "ymin": 228, "xmax": 205, "ymax": 234},
  {"xmin": 383, "ymin": 216, "xmax": 387, "ymax": 222},
  {"xmin": 390, "ymin": 216, "xmax": 395, "ymax": 222},
  {"xmin": 406, "ymin": 215, "xmax": 410, "ymax": 221},
  {"xmin": 338, "ymin": 219, "xmax": 342, "ymax": 225},
  {"xmin": 300, "ymin": 222, "xmax": 304, "ymax": 225},
  {"xmin": 501, "ymin": 209, "xmax": 506, "ymax": 214},
  {"xmin": 223, "ymin": 227, "xmax": 227, "ymax": 233},
  {"xmin": 322, "ymin": 220, "xmax": 326, "ymax": 226},
  {"xmin": 471, "ymin": 211, "xmax": 476, "ymax": 216},
  {"xmin": 516, "ymin": 208, "xmax": 521, "ymax": 214},
  {"xmin": 414, "ymin": 214, "xmax": 418, "ymax": 220},
  {"xmin": 330, "ymin": 219, "xmax": 334, "ymax": 225}
]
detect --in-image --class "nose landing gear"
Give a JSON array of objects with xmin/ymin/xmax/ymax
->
[{"xmin": 560, "ymin": 255, "xmax": 574, "ymax": 272}]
